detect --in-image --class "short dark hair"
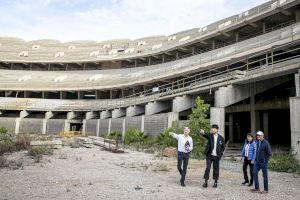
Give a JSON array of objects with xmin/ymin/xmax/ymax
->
[{"xmin": 211, "ymin": 124, "xmax": 219, "ymax": 129}]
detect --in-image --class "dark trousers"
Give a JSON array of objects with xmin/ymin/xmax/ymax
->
[
  {"xmin": 243, "ymin": 157, "xmax": 254, "ymax": 183},
  {"xmin": 203, "ymin": 155, "xmax": 220, "ymax": 181},
  {"xmin": 177, "ymin": 151, "xmax": 190, "ymax": 183},
  {"xmin": 253, "ymin": 160, "xmax": 269, "ymax": 191}
]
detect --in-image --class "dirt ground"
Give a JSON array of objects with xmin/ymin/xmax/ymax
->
[{"xmin": 0, "ymin": 146, "xmax": 299, "ymax": 200}]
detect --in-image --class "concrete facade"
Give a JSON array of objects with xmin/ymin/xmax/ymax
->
[
  {"xmin": 126, "ymin": 105, "xmax": 145, "ymax": 117},
  {"xmin": 145, "ymin": 101, "xmax": 170, "ymax": 116},
  {"xmin": 172, "ymin": 95, "xmax": 195, "ymax": 113}
]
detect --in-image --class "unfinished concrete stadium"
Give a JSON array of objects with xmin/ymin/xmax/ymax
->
[{"xmin": 0, "ymin": 0, "xmax": 300, "ymax": 160}]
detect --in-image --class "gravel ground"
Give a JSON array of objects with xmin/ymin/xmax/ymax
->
[{"xmin": 0, "ymin": 146, "xmax": 299, "ymax": 200}]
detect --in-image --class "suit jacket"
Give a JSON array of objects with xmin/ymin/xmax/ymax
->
[{"xmin": 203, "ymin": 132, "xmax": 225, "ymax": 159}]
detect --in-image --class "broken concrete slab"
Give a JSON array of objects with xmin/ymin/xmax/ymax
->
[{"xmin": 30, "ymin": 140, "xmax": 62, "ymax": 149}]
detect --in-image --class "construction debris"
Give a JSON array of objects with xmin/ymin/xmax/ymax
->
[{"xmin": 30, "ymin": 140, "xmax": 62, "ymax": 149}]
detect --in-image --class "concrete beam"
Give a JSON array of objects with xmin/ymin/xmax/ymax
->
[
  {"xmin": 126, "ymin": 105, "xmax": 145, "ymax": 117},
  {"xmin": 210, "ymin": 107, "xmax": 225, "ymax": 138},
  {"xmin": 172, "ymin": 95, "xmax": 195, "ymax": 113},
  {"xmin": 290, "ymin": 97, "xmax": 300, "ymax": 161},
  {"xmin": 145, "ymin": 101, "xmax": 171, "ymax": 116},
  {"xmin": 215, "ymin": 77, "xmax": 291, "ymax": 108},
  {"xmin": 112, "ymin": 108, "xmax": 126, "ymax": 118},
  {"xmin": 100, "ymin": 110, "xmax": 112, "ymax": 119}
]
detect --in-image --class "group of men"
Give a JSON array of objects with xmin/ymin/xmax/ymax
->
[{"xmin": 169, "ymin": 124, "xmax": 272, "ymax": 194}]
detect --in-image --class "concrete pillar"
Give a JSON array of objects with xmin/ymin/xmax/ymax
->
[
  {"xmin": 42, "ymin": 119, "xmax": 47, "ymax": 134},
  {"xmin": 145, "ymin": 101, "xmax": 170, "ymax": 115},
  {"xmin": 85, "ymin": 111, "xmax": 97, "ymax": 119},
  {"xmin": 64, "ymin": 120, "xmax": 70, "ymax": 132},
  {"xmin": 45, "ymin": 111, "xmax": 55, "ymax": 119},
  {"xmin": 172, "ymin": 95, "xmax": 195, "ymax": 113},
  {"xmin": 250, "ymin": 96, "xmax": 260, "ymax": 133},
  {"xmin": 212, "ymin": 40, "xmax": 215, "ymax": 50},
  {"xmin": 141, "ymin": 115, "xmax": 145, "ymax": 132},
  {"xmin": 167, "ymin": 112, "xmax": 179, "ymax": 128},
  {"xmin": 210, "ymin": 107, "xmax": 225, "ymax": 137},
  {"xmin": 67, "ymin": 111, "xmax": 79, "ymax": 120},
  {"xmin": 122, "ymin": 118, "xmax": 126, "ymax": 140},
  {"xmin": 82, "ymin": 119, "xmax": 87, "ymax": 135},
  {"xmin": 235, "ymin": 32, "xmax": 239, "ymax": 43},
  {"xmin": 229, "ymin": 114, "xmax": 234, "ymax": 143},
  {"xmin": 290, "ymin": 97, "xmax": 300, "ymax": 161},
  {"xmin": 263, "ymin": 112, "xmax": 269, "ymax": 139},
  {"xmin": 296, "ymin": 73, "xmax": 299, "ymax": 97},
  {"xmin": 100, "ymin": 110, "xmax": 111, "ymax": 119},
  {"xmin": 112, "ymin": 108, "xmax": 126, "ymax": 118},
  {"xmin": 20, "ymin": 110, "xmax": 29, "ymax": 118},
  {"xmin": 96, "ymin": 119, "xmax": 100, "ymax": 137},
  {"xmin": 108, "ymin": 118, "xmax": 111, "ymax": 134},
  {"xmin": 126, "ymin": 105, "xmax": 145, "ymax": 117},
  {"xmin": 15, "ymin": 118, "xmax": 21, "ymax": 135}
]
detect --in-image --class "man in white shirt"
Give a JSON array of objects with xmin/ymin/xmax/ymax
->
[{"xmin": 169, "ymin": 127, "xmax": 193, "ymax": 187}]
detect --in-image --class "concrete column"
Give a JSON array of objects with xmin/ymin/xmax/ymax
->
[
  {"xmin": 296, "ymin": 73, "xmax": 299, "ymax": 97},
  {"xmin": 85, "ymin": 111, "xmax": 96, "ymax": 119},
  {"xmin": 229, "ymin": 114, "xmax": 234, "ymax": 143},
  {"xmin": 67, "ymin": 111, "xmax": 79, "ymax": 120},
  {"xmin": 263, "ymin": 113, "xmax": 269, "ymax": 139},
  {"xmin": 141, "ymin": 115, "xmax": 145, "ymax": 132},
  {"xmin": 212, "ymin": 40, "xmax": 215, "ymax": 50},
  {"xmin": 235, "ymin": 32, "xmax": 239, "ymax": 43},
  {"xmin": 108, "ymin": 118, "xmax": 111, "ymax": 135},
  {"xmin": 126, "ymin": 105, "xmax": 145, "ymax": 117},
  {"xmin": 112, "ymin": 108, "xmax": 126, "ymax": 118},
  {"xmin": 210, "ymin": 107, "xmax": 225, "ymax": 137},
  {"xmin": 167, "ymin": 112, "xmax": 179, "ymax": 128},
  {"xmin": 290, "ymin": 97, "xmax": 300, "ymax": 160},
  {"xmin": 122, "ymin": 118, "xmax": 126, "ymax": 140},
  {"xmin": 172, "ymin": 95, "xmax": 195, "ymax": 113},
  {"xmin": 64, "ymin": 120, "xmax": 70, "ymax": 132},
  {"xmin": 45, "ymin": 111, "xmax": 55, "ymax": 119},
  {"xmin": 262, "ymin": 22, "xmax": 266, "ymax": 34},
  {"xmin": 100, "ymin": 110, "xmax": 111, "ymax": 119},
  {"xmin": 82, "ymin": 119, "xmax": 87, "ymax": 135},
  {"xmin": 42, "ymin": 119, "xmax": 47, "ymax": 134},
  {"xmin": 20, "ymin": 110, "xmax": 29, "ymax": 118},
  {"xmin": 96, "ymin": 119, "xmax": 100, "ymax": 137},
  {"xmin": 250, "ymin": 96, "xmax": 260, "ymax": 133},
  {"xmin": 15, "ymin": 118, "xmax": 21, "ymax": 135},
  {"xmin": 145, "ymin": 101, "xmax": 170, "ymax": 115}
]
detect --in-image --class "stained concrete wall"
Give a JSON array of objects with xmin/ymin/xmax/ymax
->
[
  {"xmin": 85, "ymin": 119, "xmax": 98, "ymax": 136},
  {"xmin": 110, "ymin": 118, "xmax": 124, "ymax": 133},
  {"xmin": 98, "ymin": 119, "xmax": 110, "ymax": 137},
  {"xmin": 290, "ymin": 97, "xmax": 300, "ymax": 160},
  {"xmin": 125, "ymin": 116, "xmax": 142, "ymax": 132},
  {"xmin": 19, "ymin": 118, "xmax": 43, "ymax": 134},
  {"xmin": 46, "ymin": 119, "xmax": 65, "ymax": 135},
  {"xmin": 0, "ymin": 117, "xmax": 16, "ymax": 134},
  {"xmin": 144, "ymin": 113, "xmax": 168, "ymax": 136}
]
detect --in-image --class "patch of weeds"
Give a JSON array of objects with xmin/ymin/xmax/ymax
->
[
  {"xmin": 28, "ymin": 146, "xmax": 54, "ymax": 163},
  {"xmin": 152, "ymin": 163, "xmax": 170, "ymax": 172}
]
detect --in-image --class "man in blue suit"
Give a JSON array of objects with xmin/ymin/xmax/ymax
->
[{"xmin": 250, "ymin": 131, "xmax": 272, "ymax": 194}]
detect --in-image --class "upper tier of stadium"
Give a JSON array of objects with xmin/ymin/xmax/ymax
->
[{"xmin": 0, "ymin": 0, "xmax": 299, "ymax": 64}]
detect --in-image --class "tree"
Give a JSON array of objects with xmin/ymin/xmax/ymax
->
[{"xmin": 188, "ymin": 97, "xmax": 210, "ymax": 159}]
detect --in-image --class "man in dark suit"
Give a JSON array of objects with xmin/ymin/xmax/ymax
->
[{"xmin": 200, "ymin": 124, "xmax": 225, "ymax": 188}]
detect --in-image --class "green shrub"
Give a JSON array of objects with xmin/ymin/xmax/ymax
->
[
  {"xmin": 269, "ymin": 152, "xmax": 300, "ymax": 173},
  {"xmin": 124, "ymin": 128, "xmax": 147, "ymax": 144},
  {"xmin": 0, "ymin": 130, "xmax": 15, "ymax": 155},
  {"xmin": 188, "ymin": 97, "xmax": 210, "ymax": 159},
  {"xmin": 106, "ymin": 131, "xmax": 122, "ymax": 140},
  {"xmin": 156, "ymin": 127, "xmax": 177, "ymax": 148},
  {"xmin": 0, "ymin": 127, "xmax": 8, "ymax": 135}
]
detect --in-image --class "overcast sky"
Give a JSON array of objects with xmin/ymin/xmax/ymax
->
[{"xmin": 0, "ymin": 0, "xmax": 268, "ymax": 42}]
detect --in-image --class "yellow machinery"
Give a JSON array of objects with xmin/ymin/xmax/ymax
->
[{"xmin": 59, "ymin": 131, "xmax": 84, "ymax": 138}]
